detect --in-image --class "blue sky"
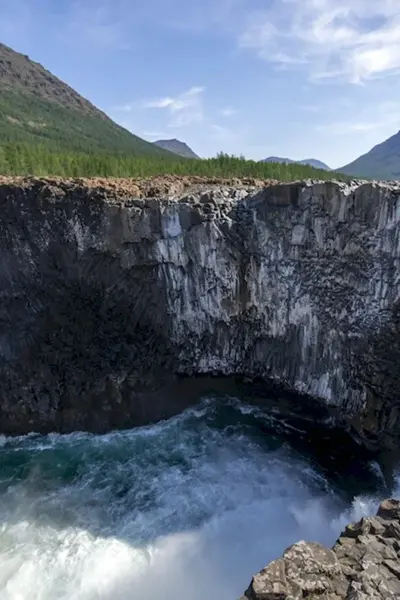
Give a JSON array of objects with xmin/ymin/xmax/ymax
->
[{"xmin": 1, "ymin": 0, "xmax": 400, "ymax": 168}]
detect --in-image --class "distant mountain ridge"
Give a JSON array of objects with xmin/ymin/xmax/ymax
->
[
  {"xmin": 0, "ymin": 42, "xmax": 173, "ymax": 157},
  {"xmin": 153, "ymin": 139, "xmax": 199, "ymax": 159},
  {"xmin": 261, "ymin": 156, "xmax": 331, "ymax": 171},
  {"xmin": 339, "ymin": 130, "xmax": 400, "ymax": 180}
]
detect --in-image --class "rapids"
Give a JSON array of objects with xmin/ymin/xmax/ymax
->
[{"xmin": 0, "ymin": 396, "xmax": 398, "ymax": 600}]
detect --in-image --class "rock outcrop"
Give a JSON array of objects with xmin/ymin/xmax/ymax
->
[
  {"xmin": 240, "ymin": 499, "xmax": 400, "ymax": 600},
  {"xmin": 0, "ymin": 176, "xmax": 399, "ymax": 449}
]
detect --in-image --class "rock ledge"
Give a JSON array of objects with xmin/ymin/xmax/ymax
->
[{"xmin": 241, "ymin": 499, "xmax": 400, "ymax": 600}]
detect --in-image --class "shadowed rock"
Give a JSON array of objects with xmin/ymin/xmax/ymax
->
[{"xmin": 0, "ymin": 176, "xmax": 399, "ymax": 451}]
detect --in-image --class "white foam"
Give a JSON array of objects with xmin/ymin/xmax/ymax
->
[{"xmin": 0, "ymin": 401, "xmax": 398, "ymax": 600}]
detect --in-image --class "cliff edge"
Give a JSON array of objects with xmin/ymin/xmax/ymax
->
[
  {"xmin": 0, "ymin": 176, "xmax": 399, "ymax": 451},
  {"xmin": 241, "ymin": 499, "xmax": 400, "ymax": 600}
]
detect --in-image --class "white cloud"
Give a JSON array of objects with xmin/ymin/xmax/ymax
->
[
  {"xmin": 113, "ymin": 87, "xmax": 205, "ymax": 128},
  {"xmin": 219, "ymin": 107, "xmax": 237, "ymax": 117},
  {"xmin": 143, "ymin": 97, "xmax": 179, "ymax": 109},
  {"xmin": 239, "ymin": 0, "xmax": 400, "ymax": 83},
  {"xmin": 113, "ymin": 103, "xmax": 136, "ymax": 112},
  {"xmin": 142, "ymin": 86, "xmax": 205, "ymax": 128}
]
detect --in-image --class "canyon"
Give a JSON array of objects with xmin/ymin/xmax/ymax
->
[
  {"xmin": 0, "ymin": 175, "xmax": 399, "ymax": 452},
  {"xmin": 0, "ymin": 175, "xmax": 400, "ymax": 599}
]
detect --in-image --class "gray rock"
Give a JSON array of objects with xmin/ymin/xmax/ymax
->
[
  {"xmin": 241, "ymin": 499, "xmax": 400, "ymax": 600},
  {"xmin": 244, "ymin": 558, "xmax": 302, "ymax": 599},
  {"xmin": 377, "ymin": 498, "xmax": 400, "ymax": 521},
  {"xmin": 0, "ymin": 178, "xmax": 400, "ymax": 449}
]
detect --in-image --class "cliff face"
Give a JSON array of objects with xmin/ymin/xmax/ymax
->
[
  {"xmin": 240, "ymin": 499, "xmax": 400, "ymax": 600},
  {"xmin": 0, "ymin": 177, "xmax": 399, "ymax": 448}
]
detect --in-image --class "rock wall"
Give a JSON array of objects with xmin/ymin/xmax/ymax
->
[
  {"xmin": 240, "ymin": 499, "xmax": 400, "ymax": 600},
  {"xmin": 0, "ymin": 177, "xmax": 399, "ymax": 448}
]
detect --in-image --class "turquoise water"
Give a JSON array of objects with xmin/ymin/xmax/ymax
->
[{"xmin": 0, "ymin": 396, "xmax": 397, "ymax": 600}]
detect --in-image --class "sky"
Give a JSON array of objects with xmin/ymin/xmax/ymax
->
[{"xmin": 1, "ymin": 0, "xmax": 400, "ymax": 168}]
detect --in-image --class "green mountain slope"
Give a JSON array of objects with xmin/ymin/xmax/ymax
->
[
  {"xmin": 0, "ymin": 43, "xmax": 351, "ymax": 181},
  {"xmin": 0, "ymin": 42, "xmax": 172, "ymax": 157},
  {"xmin": 153, "ymin": 139, "xmax": 200, "ymax": 159},
  {"xmin": 339, "ymin": 131, "xmax": 400, "ymax": 180}
]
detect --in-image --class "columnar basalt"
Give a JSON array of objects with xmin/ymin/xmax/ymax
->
[{"xmin": 0, "ymin": 176, "xmax": 399, "ymax": 449}]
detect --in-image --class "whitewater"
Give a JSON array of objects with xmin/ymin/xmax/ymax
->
[{"xmin": 0, "ymin": 395, "xmax": 398, "ymax": 600}]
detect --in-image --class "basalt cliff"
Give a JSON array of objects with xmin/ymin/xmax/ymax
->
[
  {"xmin": 241, "ymin": 499, "xmax": 400, "ymax": 600},
  {"xmin": 0, "ymin": 176, "xmax": 399, "ymax": 450}
]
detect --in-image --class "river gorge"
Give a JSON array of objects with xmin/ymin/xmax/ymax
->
[{"xmin": 0, "ymin": 176, "xmax": 399, "ymax": 599}]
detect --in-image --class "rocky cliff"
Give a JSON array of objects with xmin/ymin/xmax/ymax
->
[
  {"xmin": 241, "ymin": 499, "xmax": 400, "ymax": 600},
  {"xmin": 0, "ymin": 176, "xmax": 399, "ymax": 450}
]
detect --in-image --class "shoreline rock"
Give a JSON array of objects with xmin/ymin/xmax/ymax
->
[{"xmin": 240, "ymin": 499, "xmax": 400, "ymax": 600}]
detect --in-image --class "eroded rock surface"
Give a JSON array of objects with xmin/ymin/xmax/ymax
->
[
  {"xmin": 240, "ymin": 499, "xmax": 400, "ymax": 600},
  {"xmin": 0, "ymin": 176, "xmax": 399, "ymax": 448}
]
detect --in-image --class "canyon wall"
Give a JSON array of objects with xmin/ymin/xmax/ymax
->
[{"xmin": 0, "ymin": 177, "xmax": 399, "ymax": 448}]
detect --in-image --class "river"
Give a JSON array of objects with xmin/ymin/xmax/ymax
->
[{"xmin": 0, "ymin": 395, "xmax": 398, "ymax": 600}]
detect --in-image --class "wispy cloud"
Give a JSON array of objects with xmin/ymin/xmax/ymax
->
[
  {"xmin": 219, "ymin": 107, "xmax": 237, "ymax": 117},
  {"xmin": 318, "ymin": 121, "xmax": 382, "ymax": 135},
  {"xmin": 316, "ymin": 101, "xmax": 400, "ymax": 135},
  {"xmin": 141, "ymin": 86, "xmax": 205, "ymax": 128},
  {"xmin": 143, "ymin": 87, "xmax": 204, "ymax": 110},
  {"xmin": 113, "ymin": 103, "xmax": 136, "ymax": 112},
  {"xmin": 57, "ymin": 0, "xmax": 243, "ymax": 49},
  {"xmin": 239, "ymin": 0, "xmax": 400, "ymax": 83}
]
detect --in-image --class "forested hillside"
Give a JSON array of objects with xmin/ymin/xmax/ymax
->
[
  {"xmin": 0, "ymin": 42, "xmax": 347, "ymax": 181},
  {"xmin": 0, "ymin": 146, "xmax": 347, "ymax": 180},
  {"xmin": 0, "ymin": 43, "xmax": 172, "ymax": 158}
]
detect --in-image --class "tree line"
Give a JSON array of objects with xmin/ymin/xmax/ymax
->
[{"xmin": 0, "ymin": 143, "xmax": 345, "ymax": 181}]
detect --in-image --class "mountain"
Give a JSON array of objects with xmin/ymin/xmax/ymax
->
[
  {"xmin": 299, "ymin": 158, "xmax": 331, "ymax": 170},
  {"xmin": 0, "ymin": 42, "xmax": 172, "ymax": 157},
  {"xmin": 339, "ymin": 131, "xmax": 400, "ymax": 180},
  {"xmin": 153, "ymin": 139, "xmax": 199, "ymax": 159},
  {"xmin": 261, "ymin": 156, "xmax": 331, "ymax": 170}
]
